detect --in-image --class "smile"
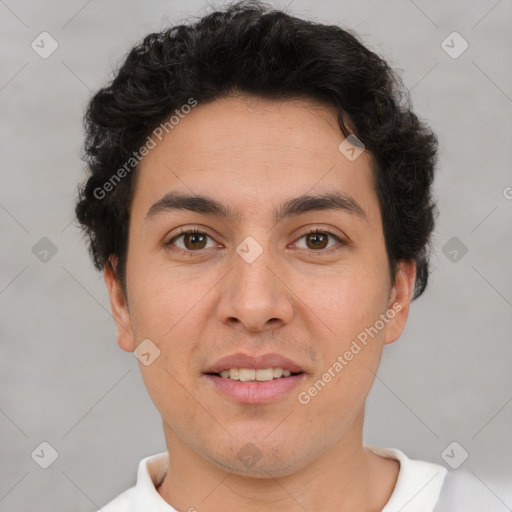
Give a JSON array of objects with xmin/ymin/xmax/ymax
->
[
  {"xmin": 204, "ymin": 371, "xmax": 306, "ymax": 404},
  {"xmin": 216, "ymin": 367, "xmax": 299, "ymax": 381},
  {"xmin": 203, "ymin": 352, "xmax": 307, "ymax": 403}
]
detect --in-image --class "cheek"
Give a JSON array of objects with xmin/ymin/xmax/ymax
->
[
  {"xmin": 299, "ymin": 333, "xmax": 383, "ymax": 431},
  {"xmin": 140, "ymin": 363, "xmax": 205, "ymax": 442},
  {"xmin": 312, "ymin": 263, "xmax": 390, "ymax": 335},
  {"xmin": 127, "ymin": 255, "xmax": 211, "ymax": 339},
  {"xmin": 296, "ymin": 268, "xmax": 389, "ymax": 407},
  {"xmin": 132, "ymin": 277, "xmax": 202, "ymax": 401}
]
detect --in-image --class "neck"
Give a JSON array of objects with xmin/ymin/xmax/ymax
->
[{"xmin": 157, "ymin": 412, "xmax": 399, "ymax": 512}]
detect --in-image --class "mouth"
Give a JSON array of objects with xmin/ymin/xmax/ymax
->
[
  {"xmin": 206, "ymin": 367, "xmax": 303, "ymax": 382},
  {"xmin": 203, "ymin": 352, "xmax": 307, "ymax": 404}
]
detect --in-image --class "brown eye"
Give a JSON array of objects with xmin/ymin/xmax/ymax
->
[
  {"xmin": 166, "ymin": 229, "xmax": 215, "ymax": 251},
  {"xmin": 183, "ymin": 232, "xmax": 207, "ymax": 250},
  {"xmin": 294, "ymin": 229, "xmax": 345, "ymax": 254},
  {"xmin": 305, "ymin": 232, "xmax": 329, "ymax": 250},
  {"xmin": 165, "ymin": 227, "xmax": 346, "ymax": 255}
]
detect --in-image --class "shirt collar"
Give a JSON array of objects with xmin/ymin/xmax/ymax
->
[
  {"xmin": 132, "ymin": 446, "xmax": 447, "ymax": 511},
  {"xmin": 367, "ymin": 445, "xmax": 447, "ymax": 512}
]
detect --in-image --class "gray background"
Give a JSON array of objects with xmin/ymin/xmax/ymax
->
[{"xmin": 1, "ymin": 0, "xmax": 511, "ymax": 510}]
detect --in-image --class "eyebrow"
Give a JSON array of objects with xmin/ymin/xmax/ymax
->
[{"xmin": 145, "ymin": 190, "xmax": 367, "ymax": 225}]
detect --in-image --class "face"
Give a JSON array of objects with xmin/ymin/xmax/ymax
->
[{"xmin": 106, "ymin": 94, "xmax": 415, "ymax": 477}]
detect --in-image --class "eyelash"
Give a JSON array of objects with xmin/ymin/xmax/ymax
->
[{"xmin": 165, "ymin": 227, "xmax": 347, "ymax": 257}]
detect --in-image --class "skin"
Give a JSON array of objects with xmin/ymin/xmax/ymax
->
[{"xmin": 105, "ymin": 94, "xmax": 416, "ymax": 512}]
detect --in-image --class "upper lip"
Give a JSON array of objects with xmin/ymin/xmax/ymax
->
[{"xmin": 205, "ymin": 352, "xmax": 305, "ymax": 374}]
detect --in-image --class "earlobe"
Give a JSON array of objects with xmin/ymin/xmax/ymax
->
[
  {"xmin": 383, "ymin": 261, "xmax": 416, "ymax": 345},
  {"xmin": 104, "ymin": 258, "xmax": 136, "ymax": 352}
]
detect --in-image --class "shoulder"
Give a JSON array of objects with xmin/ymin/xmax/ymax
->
[
  {"xmin": 96, "ymin": 452, "xmax": 171, "ymax": 512},
  {"xmin": 367, "ymin": 445, "xmax": 447, "ymax": 512},
  {"xmin": 99, "ymin": 486, "xmax": 137, "ymax": 512},
  {"xmin": 433, "ymin": 469, "xmax": 506, "ymax": 511},
  {"xmin": 367, "ymin": 446, "xmax": 505, "ymax": 512}
]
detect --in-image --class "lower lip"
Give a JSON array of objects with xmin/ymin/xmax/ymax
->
[{"xmin": 204, "ymin": 373, "xmax": 307, "ymax": 404}]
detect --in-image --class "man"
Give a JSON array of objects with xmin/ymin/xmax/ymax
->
[{"xmin": 75, "ymin": 1, "xmax": 492, "ymax": 510}]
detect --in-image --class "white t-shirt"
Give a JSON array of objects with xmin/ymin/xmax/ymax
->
[{"xmin": 98, "ymin": 446, "xmax": 500, "ymax": 511}]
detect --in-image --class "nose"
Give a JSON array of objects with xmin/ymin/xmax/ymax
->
[{"xmin": 216, "ymin": 240, "xmax": 294, "ymax": 333}]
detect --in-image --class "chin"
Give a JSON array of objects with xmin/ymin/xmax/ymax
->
[{"xmin": 206, "ymin": 437, "xmax": 312, "ymax": 478}]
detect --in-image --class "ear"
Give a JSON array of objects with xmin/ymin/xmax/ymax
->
[
  {"xmin": 104, "ymin": 258, "xmax": 135, "ymax": 352},
  {"xmin": 383, "ymin": 260, "xmax": 417, "ymax": 345}
]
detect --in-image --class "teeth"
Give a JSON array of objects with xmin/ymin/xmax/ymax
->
[
  {"xmin": 217, "ymin": 367, "xmax": 297, "ymax": 381},
  {"xmin": 256, "ymin": 368, "xmax": 274, "ymax": 381},
  {"xmin": 273, "ymin": 368, "xmax": 283, "ymax": 378},
  {"xmin": 239, "ymin": 369, "xmax": 256, "ymax": 381}
]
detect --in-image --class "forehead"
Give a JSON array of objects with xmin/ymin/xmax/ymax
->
[
  {"xmin": 132, "ymin": 95, "xmax": 378, "ymax": 225},
  {"xmin": 142, "ymin": 95, "xmax": 353, "ymax": 164}
]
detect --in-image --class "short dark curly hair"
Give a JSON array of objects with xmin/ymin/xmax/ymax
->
[{"xmin": 75, "ymin": 0, "xmax": 438, "ymax": 301}]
